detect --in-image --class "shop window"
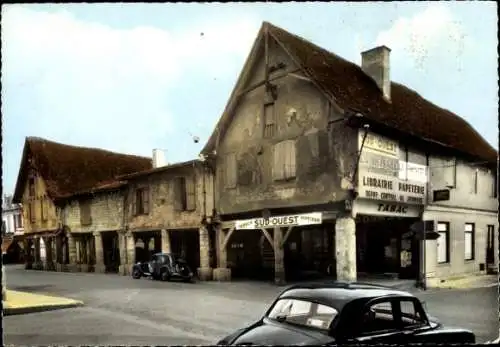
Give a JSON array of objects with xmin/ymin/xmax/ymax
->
[
  {"xmin": 272, "ymin": 140, "xmax": 297, "ymax": 181},
  {"xmin": 436, "ymin": 222, "xmax": 450, "ymax": 264},
  {"xmin": 464, "ymin": 223, "xmax": 475, "ymax": 261}
]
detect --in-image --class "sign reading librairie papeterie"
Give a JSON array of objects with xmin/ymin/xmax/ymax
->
[
  {"xmin": 358, "ymin": 129, "xmax": 428, "ymax": 206},
  {"xmin": 235, "ymin": 212, "xmax": 322, "ymax": 230}
]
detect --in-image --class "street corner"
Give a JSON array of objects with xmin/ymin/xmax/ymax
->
[
  {"xmin": 2, "ymin": 290, "xmax": 84, "ymax": 316},
  {"xmin": 427, "ymin": 274, "xmax": 498, "ymax": 290}
]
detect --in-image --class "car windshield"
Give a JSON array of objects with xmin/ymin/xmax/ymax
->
[{"xmin": 267, "ymin": 298, "xmax": 339, "ymax": 331}]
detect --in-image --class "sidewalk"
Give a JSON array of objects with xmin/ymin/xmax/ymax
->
[
  {"xmin": 428, "ymin": 274, "xmax": 498, "ymax": 290},
  {"xmin": 3, "ymin": 290, "xmax": 84, "ymax": 316}
]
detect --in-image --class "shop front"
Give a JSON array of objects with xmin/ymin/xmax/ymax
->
[
  {"xmin": 216, "ymin": 211, "xmax": 331, "ymax": 284},
  {"xmin": 355, "ymin": 130, "xmax": 428, "ymax": 282}
]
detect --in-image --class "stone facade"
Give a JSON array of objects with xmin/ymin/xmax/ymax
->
[{"xmin": 123, "ymin": 161, "xmax": 215, "ymax": 279}]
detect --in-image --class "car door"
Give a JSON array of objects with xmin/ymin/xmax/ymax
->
[
  {"xmin": 394, "ymin": 298, "xmax": 433, "ymax": 342},
  {"xmin": 148, "ymin": 254, "xmax": 158, "ymax": 275},
  {"xmin": 351, "ymin": 298, "xmax": 409, "ymax": 344}
]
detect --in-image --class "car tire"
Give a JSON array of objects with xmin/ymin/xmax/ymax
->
[
  {"xmin": 160, "ymin": 270, "xmax": 170, "ymax": 281},
  {"xmin": 132, "ymin": 269, "xmax": 141, "ymax": 279}
]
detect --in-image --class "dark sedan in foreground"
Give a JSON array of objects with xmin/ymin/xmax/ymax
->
[{"xmin": 217, "ymin": 281, "xmax": 476, "ymax": 345}]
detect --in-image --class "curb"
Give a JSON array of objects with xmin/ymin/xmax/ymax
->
[{"xmin": 3, "ymin": 301, "xmax": 84, "ymax": 316}]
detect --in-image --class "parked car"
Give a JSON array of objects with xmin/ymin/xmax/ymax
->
[
  {"xmin": 217, "ymin": 281, "xmax": 476, "ymax": 345},
  {"xmin": 131, "ymin": 252, "xmax": 194, "ymax": 282}
]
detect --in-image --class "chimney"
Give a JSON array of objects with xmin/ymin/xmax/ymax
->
[
  {"xmin": 361, "ymin": 45, "xmax": 391, "ymax": 101},
  {"xmin": 152, "ymin": 149, "xmax": 167, "ymax": 169}
]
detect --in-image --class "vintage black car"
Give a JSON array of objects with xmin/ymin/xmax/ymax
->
[
  {"xmin": 217, "ymin": 282, "xmax": 476, "ymax": 345},
  {"xmin": 131, "ymin": 252, "xmax": 194, "ymax": 282}
]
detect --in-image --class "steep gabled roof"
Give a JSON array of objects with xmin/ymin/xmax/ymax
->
[
  {"xmin": 202, "ymin": 21, "xmax": 497, "ymax": 164},
  {"xmin": 12, "ymin": 137, "xmax": 152, "ymax": 203},
  {"xmin": 117, "ymin": 159, "xmax": 201, "ymax": 180}
]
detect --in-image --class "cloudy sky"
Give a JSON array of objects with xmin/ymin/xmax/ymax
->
[{"xmin": 2, "ymin": 2, "xmax": 497, "ymax": 194}]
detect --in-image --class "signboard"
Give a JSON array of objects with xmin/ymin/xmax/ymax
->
[
  {"xmin": 399, "ymin": 161, "xmax": 428, "ymax": 183},
  {"xmin": 359, "ymin": 173, "xmax": 426, "ymax": 205},
  {"xmin": 353, "ymin": 199, "xmax": 421, "ymax": 218},
  {"xmin": 235, "ymin": 212, "xmax": 322, "ymax": 230},
  {"xmin": 433, "ymin": 189, "xmax": 450, "ymax": 202},
  {"xmin": 358, "ymin": 129, "xmax": 427, "ymax": 206},
  {"xmin": 359, "ymin": 152, "xmax": 399, "ymax": 177},
  {"xmin": 359, "ymin": 131, "xmax": 398, "ymax": 158}
]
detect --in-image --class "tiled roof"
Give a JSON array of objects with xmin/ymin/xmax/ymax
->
[
  {"xmin": 202, "ymin": 22, "xmax": 497, "ymax": 164},
  {"xmin": 13, "ymin": 137, "xmax": 152, "ymax": 202}
]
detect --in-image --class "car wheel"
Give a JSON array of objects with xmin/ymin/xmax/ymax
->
[
  {"xmin": 160, "ymin": 270, "xmax": 170, "ymax": 281},
  {"xmin": 132, "ymin": 269, "xmax": 141, "ymax": 279}
]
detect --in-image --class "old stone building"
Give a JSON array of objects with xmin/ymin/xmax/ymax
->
[
  {"xmin": 200, "ymin": 22, "xmax": 498, "ymax": 286},
  {"xmin": 118, "ymin": 155, "xmax": 216, "ymax": 280},
  {"xmin": 12, "ymin": 137, "xmax": 151, "ymax": 273}
]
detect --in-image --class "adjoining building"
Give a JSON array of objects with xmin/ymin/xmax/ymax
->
[
  {"xmin": 2, "ymin": 194, "xmax": 25, "ymax": 263},
  {"xmin": 11, "ymin": 137, "xmax": 152, "ymax": 273},
  {"xmin": 200, "ymin": 21, "xmax": 498, "ymax": 287},
  {"xmin": 117, "ymin": 152, "xmax": 216, "ymax": 280}
]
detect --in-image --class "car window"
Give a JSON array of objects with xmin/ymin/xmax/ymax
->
[
  {"xmin": 400, "ymin": 300, "xmax": 426, "ymax": 327},
  {"xmin": 358, "ymin": 301, "xmax": 398, "ymax": 335},
  {"xmin": 267, "ymin": 298, "xmax": 338, "ymax": 331}
]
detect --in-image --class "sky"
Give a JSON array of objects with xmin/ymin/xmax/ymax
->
[{"xmin": 2, "ymin": 2, "xmax": 498, "ymax": 194}]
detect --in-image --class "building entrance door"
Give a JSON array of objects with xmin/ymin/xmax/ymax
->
[{"xmin": 486, "ymin": 225, "xmax": 495, "ymax": 273}]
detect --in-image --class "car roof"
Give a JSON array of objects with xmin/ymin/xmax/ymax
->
[{"xmin": 278, "ymin": 281, "xmax": 415, "ymax": 311}]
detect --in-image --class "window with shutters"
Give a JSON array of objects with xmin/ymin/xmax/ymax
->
[
  {"xmin": 173, "ymin": 177, "xmax": 188, "ymax": 211},
  {"xmin": 263, "ymin": 102, "xmax": 276, "ymax": 138},
  {"xmin": 224, "ymin": 153, "xmax": 237, "ymax": 189},
  {"xmin": 40, "ymin": 197, "xmax": 48, "ymax": 221},
  {"xmin": 273, "ymin": 140, "xmax": 297, "ymax": 181},
  {"xmin": 185, "ymin": 176, "xmax": 196, "ymax": 211},
  {"xmin": 29, "ymin": 201, "xmax": 36, "ymax": 223},
  {"xmin": 135, "ymin": 187, "xmax": 150, "ymax": 215},
  {"xmin": 80, "ymin": 199, "xmax": 92, "ymax": 225},
  {"xmin": 28, "ymin": 177, "xmax": 36, "ymax": 197}
]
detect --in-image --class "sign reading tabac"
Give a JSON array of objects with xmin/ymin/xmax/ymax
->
[{"xmin": 235, "ymin": 212, "xmax": 323, "ymax": 230}]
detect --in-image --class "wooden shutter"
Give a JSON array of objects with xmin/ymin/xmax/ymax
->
[
  {"xmin": 142, "ymin": 188, "xmax": 150, "ymax": 214},
  {"xmin": 225, "ymin": 153, "xmax": 237, "ymax": 189},
  {"xmin": 130, "ymin": 189, "xmax": 137, "ymax": 217},
  {"xmin": 173, "ymin": 178, "xmax": 183, "ymax": 211},
  {"xmin": 80, "ymin": 200, "xmax": 92, "ymax": 226},
  {"xmin": 186, "ymin": 176, "xmax": 196, "ymax": 211},
  {"xmin": 29, "ymin": 201, "xmax": 36, "ymax": 223},
  {"xmin": 285, "ymin": 140, "xmax": 297, "ymax": 179},
  {"xmin": 272, "ymin": 142, "xmax": 285, "ymax": 181}
]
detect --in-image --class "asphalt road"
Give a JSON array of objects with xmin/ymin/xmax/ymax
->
[{"xmin": 3, "ymin": 264, "xmax": 499, "ymax": 345}]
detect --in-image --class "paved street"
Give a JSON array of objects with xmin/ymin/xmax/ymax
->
[{"xmin": 3, "ymin": 264, "xmax": 499, "ymax": 345}]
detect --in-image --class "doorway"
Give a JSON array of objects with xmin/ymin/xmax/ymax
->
[{"xmin": 486, "ymin": 225, "xmax": 495, "ymax": 273}]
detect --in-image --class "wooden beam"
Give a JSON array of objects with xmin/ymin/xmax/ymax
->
[
  {"xmin": 221, "ymin": 220, "xmax": 236, "ymax": 229},
  {"xmin": 260, "ymin": 228, "xmax": 274, "ymax": 252},
  {"xmin": 221, "ymin": 227, "xmax": 235, "ymax": 250},
  {"xmin": 236, "ymin": 68, "xmax": 301, "ymax": 97},
  {"xmin": 281, "ymin": 226, "xmax": 294, "ymax": 247}
]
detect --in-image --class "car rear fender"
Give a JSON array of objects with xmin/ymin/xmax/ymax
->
[
  {"xmin": 412, "ymin": 327, "xmax": 475, "ymax": 344},
  {"xmin": 216, "ymin": 321, "xmax": 262, "ymax": 345}
]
